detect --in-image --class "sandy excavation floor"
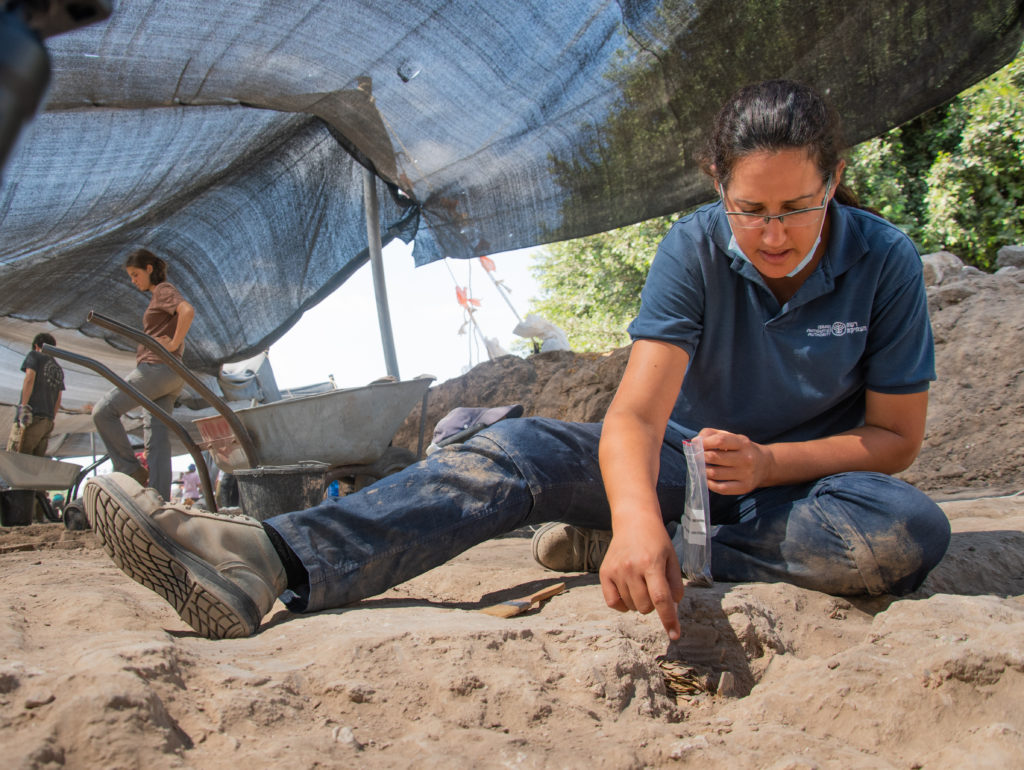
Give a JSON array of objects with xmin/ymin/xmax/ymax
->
[
  {"xmin": 3, "ymin": 259, "xmax": 1024, "ymax": 768},
  {"xmin": 0, "ymin": 492, "xmax": 1022, "ymax": 769}
]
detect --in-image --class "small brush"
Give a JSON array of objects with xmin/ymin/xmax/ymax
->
[{"xmin": 479, "ymin": 582, "xmax": 566, "ymax": 618}]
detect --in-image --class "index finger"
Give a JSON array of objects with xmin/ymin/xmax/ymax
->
[{"xmin": 646, "ymin": 567, "xmax": 685, "ymax": 641}]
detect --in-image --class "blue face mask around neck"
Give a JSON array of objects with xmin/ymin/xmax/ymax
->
[{"xmin": 726, "ymin": 232, "xmax": 820, "ymax": 278}]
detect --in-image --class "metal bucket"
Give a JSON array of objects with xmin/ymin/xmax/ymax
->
[{"xmin": 233, "ymin": 462, "xmax": 328, "ymax": 521}]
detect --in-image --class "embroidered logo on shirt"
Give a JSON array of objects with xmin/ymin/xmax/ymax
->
[{"xmin": 807, "ymin": 321, "xmax": 867, "ymax": 337}]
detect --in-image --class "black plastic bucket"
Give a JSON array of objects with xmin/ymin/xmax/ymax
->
[
  {"xmin": 0, "ymin": 490, "xmax": 35, "ymax": 526},
  {"xmin": 233, "ymin": 462, "xmax": 328, "ymax": 521}
]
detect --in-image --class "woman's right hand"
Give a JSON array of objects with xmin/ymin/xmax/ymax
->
[{"xmin": 599, "ymin": 515, "xmax": 685, "ymax": 640}]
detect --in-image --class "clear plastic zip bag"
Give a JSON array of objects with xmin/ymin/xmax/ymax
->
[{"xmin": 679, "ymin": 436, "xmax": 713, "ymax": 587}]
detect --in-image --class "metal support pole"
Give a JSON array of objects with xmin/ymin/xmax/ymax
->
[{"xmin": 363, "ymin": 167, "xmax": 400, "ymax": 379}]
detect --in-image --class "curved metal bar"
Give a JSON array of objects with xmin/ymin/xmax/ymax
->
[
  {"xmin": 68, "ymin": 452, "xmax": 110, "ymax": 500},
  {"xmin": 43, "ymin": 345, "xmax": 218, "ymax": 512},
  {"xmin": 86, "ymin": 311, "xmax": 259, "ymax": 468}
]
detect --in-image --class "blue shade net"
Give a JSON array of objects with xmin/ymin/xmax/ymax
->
[{"xmin": 1, "ymin": 0, "xmax": 1022, "ymax": 372}]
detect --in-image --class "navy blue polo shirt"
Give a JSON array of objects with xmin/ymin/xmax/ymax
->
[{"xmin": 628, "ymin": 201, "xmax": 935, "ymax": 445}]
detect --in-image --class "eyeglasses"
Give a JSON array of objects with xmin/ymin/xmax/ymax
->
[{"xmin": 721, "ymin": 174, "xmax": 833, "ymax": 229}]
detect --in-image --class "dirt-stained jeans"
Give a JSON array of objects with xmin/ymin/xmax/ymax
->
[{"xmin": 266, "ymin": 418, "xmax": 951, "ymax": 613}]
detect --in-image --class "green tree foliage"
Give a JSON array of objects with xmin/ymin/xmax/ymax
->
[
  {"xmin": 529, "ymin": 216, "xmax": 676, "ymax": 351},
  {"xmin": 842, "ymin": 128, "xmax": 915, "ymax": 229},
  {"xmin": 843, "ymin": 103, "xmax": 965, "ymax": 243},
  {"xmin": 922, "ymin": 54, "xmax": 1024, "ymax": 268},
  {"xmin": 846, "ymin": 45, "xmax": 1024, "ymax": 268}
]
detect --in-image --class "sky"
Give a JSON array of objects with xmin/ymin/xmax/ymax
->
[{"xmin": 267, "ymin": 241, "xmax": 543, "ymax": 392}]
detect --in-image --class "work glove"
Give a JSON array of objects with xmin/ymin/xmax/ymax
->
[{"xmin": 16, "ymin": 404, "xmax": 32, "ymax": 428}]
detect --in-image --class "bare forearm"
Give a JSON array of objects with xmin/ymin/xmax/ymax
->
[
  {"xmin": 170, "ymin": 302, "xmax": 194, "ymax": 350},
  {"xmin": 600, "ymin": 340, "xmax": 688, "ymax": 527},
  {"xmin": 20, "ymin": 371, "xmax": 35, "ymax": 404},
  {"xmin": 761, "ymin": 425, "xmax": 921, "ymax": 486},
  {"xmin": 598, "ymin": 405, "xmax": 686, "ymax": 641},
  {"xmin": 599, "ymin": 411, "xmax": 665, "ymax": 530},
  {"xmin": 596, "ymin": 340, "xmax": 690, "ymax": 640}
]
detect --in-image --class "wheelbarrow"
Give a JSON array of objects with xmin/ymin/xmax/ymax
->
[
  {"xmin": 0, "ymin": 449, "xmax": 82, "ymax": 525},
  {"xmin": 45, "ymin": 312, "xmax": 434, "ymax": 519},
  {"xmin": 192, "ymin": 375, "xmax": 434, "ymax": 515}
]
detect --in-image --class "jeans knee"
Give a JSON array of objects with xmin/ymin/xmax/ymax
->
[
  {"xmin": 805, "ymin": 474, "xmax": 950, "ymax": 595},
  {"xmin": 477, "ymin": 418, "xmax": 602, "ymax": 466},
  {"xmin": 479, "ymin": 416, "xmax": 546, "ymax": 445},
  {"xmin": 901, "ymin": 495, "xmax": 951, "ymax": 570},
  {"xmin": 468, "ymin": 418, "xmax": 606, "ymax": 518},
  {"xmin": 862, "ymin": 489, "xmax": 950, "ymax": 595}
]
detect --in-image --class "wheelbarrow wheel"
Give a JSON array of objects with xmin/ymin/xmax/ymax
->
[
  {"xmin": 62, "ymin": 498, "xmax": 90, "ymax": 530},
  {"xmin": 375, "ymin": 446, "xmax": 417, "ymax": 477},
  {"xmin": 38, "ymin": 491, "xmax": 61, "ymax": 523}
]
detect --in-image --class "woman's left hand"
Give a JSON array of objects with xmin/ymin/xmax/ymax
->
[
  {"xmin": 698, "ymin": 428, "xmax": 772, "ymax": 495},
  {"xmin": 155, "ymin": 335, "xmax": 176, "ymax": 351}
]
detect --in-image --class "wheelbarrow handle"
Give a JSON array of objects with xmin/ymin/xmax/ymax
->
[
  {"xmin": 42, "ymin": 344, "xmax": 219, "ymax": 512},
  {"xmin": 87, "ymin": 311, "xmax": 259, "ymax": 469}
]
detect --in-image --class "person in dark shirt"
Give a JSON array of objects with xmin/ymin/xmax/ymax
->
[{"xmin": 14, "ymin": 333, "xmax": 65, "ymax": 456}]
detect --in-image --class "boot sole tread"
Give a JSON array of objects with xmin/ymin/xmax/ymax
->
[{"xmin": 85, "ymin": 481, "xmax": 259, "ymax": 639}]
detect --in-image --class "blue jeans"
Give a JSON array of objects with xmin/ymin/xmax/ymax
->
[
  {"xmin": 266, "ymin": 418, "xmax": 951, "ymax": 612},
  {"xmin": 92, "ymin": 362, "xmax": 184, "ymax": 500}
]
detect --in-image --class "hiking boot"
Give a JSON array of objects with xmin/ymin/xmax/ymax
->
[
  {"xmin": 128, "ymin": 465, "xmax": 149, "ymax": 487},
  {"xmin": 532, "ymin": 523, "xmax": 612, "ymax": 573},
  {"xmin": 84, "ymin": 473, "xmax": 287, "ymax": 639}
]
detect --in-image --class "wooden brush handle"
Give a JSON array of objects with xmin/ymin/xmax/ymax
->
[{"xmin": 527, "ymin": 582, "xmax": 566, "ymax": 603}]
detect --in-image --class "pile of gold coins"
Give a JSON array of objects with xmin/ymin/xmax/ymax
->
[{"xmin": 655, "ymin": 656, "xmax": 716, "ymax": 700}]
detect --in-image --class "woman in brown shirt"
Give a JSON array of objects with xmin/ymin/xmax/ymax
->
[{"xmin": 91, "ymin": 248, "xmax": 194, "ymax": 500}]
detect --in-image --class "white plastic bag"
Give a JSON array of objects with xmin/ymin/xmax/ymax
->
[
  {"xmin": 512, "ymin": 313, "xmax": 571, "ymax": 351},
  {"xmin": 680, "ymin": 436, "xmax": 713, "ymax": 587}
]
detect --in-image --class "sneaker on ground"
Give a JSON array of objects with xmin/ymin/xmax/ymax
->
[
  {"xmin": 84, "ymin": 473, "xmax": 287, "ymax": 639},
  {"xmin": 531, "ymin": 522, "xmax": 612, "ymax": 573}
]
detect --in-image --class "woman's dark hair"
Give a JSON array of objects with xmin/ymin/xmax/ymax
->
[
  {"xmin": 125, "ymin": 248, "xmax": 167, "ymax": 285},
  {"xmin": 701, "ymin": 79, "xmax": 862, "ymax": 208}
]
